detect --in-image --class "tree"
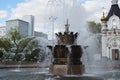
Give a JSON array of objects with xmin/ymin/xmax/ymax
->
[
  {"xmin": 25, "ymin": 54, "xmax": 31, "ymax": 61},
  {"xmin": 0, "ymin": 28, "xmax": 43, "ymax": 61},
  {"xmin": 25, "ymin": 39, "xmax": 38, "ymax": 54},
  {"xmin": 7, "ymin": 28, "xmax": 37, "ymax": 61},
  {"xmin": 87, "ymin": 21, "xmax": 102, "ymax": 44},
  {"xmin": 31, "ymin": 48, "xmax": 40, "ymax": 62},
  {"xmin": 8, "ymin": 28, "xmax": 21, "ymax": 55},
  {"xmin": 87, "ymin": 21, "xmax": 101, "ymax": 33},
  {"xmin": 31, "ymin": 48, "xmax": 46, "ymax": 62},
  {"xmin": 18, "ymin": 37, "xmax": 35, "ymax": 53},
  {"xmin": 0, "ymin": 50, "xmax": 4, "ymax": 59},
  {"xmin": 0, "ymin": 38, "xmax": 12, "ymax": 52}
]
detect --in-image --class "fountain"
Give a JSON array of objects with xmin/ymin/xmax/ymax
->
[
  {"xmin": 1, "ymin": 21, "xmax": 120, "ymax": 80},
  {"xmin": 48, "ymin": 19, "xmax": 84, "ymax": 76}
]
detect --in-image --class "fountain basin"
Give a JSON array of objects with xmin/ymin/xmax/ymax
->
[
  {"xmin": 49, "ymin": 64, "xmax": 84, "ymax": 76},
  {"xmin": 46, "ymin": 74, "xmax": 103, "ymax": 80},
  {"xmin": 54, "ymin": 76, "xmax": 103, "ymax": 80}
]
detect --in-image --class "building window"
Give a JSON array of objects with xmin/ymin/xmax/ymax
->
[
  {"xmin": 112, "ymin": 19, "xmax": 117, "ymax": 28},
  {"xmin": 112, "ymin": 49, "xmax": 119, "ymax": 60}
]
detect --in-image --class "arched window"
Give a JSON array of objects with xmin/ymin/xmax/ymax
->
[
  {"xmin": 112, "ymin": 19, "xmax": 117, "ymax": 28},
  {"xmin": 112, "ymin": 49, "xmax": 119, "ymax": 60}
]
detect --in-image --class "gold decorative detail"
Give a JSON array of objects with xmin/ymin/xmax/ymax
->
[{"xmin": 101, "ymin": 7, "xmax": 107, "ymax": 22}]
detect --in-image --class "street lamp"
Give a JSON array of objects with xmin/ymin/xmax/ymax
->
[{"xmin": 49, "ymin": 16, "xmax": 57, "ymax": 45}]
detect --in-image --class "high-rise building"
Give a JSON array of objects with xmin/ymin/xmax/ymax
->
[
  {"xmin": 34, "ymin": 31, "xmax": 48, "ymax": 39},
  {"xmin": 6, "ymin": 19, "xmax": 29, "ymax": 37},
  {"xmin": 101, "ymin": 0, "xmax": 120, "ymax": 60},
  {"xmin": 22, "ymin": 15, "xmax": 34, "ymax": 36},
  {"xmin": 0, "ymin": 26, "xmax": 6, "ymax": 38}
]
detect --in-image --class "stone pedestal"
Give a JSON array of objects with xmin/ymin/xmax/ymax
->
[{"xmin": 49, "ymin": 64, "xmax": 85, "ymax": 76}]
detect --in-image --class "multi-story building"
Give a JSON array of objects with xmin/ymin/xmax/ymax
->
[
  {"xmin": 6, "ymin": 19, "xmax": 29, "ymax": 37},
  {"xmin": 22, "ymin": 15, "xmax": 34, "ymax": 36},
  {"xmin": 34, "ymin": 31, "xmax": 48, "ymax": 39},
  {"xmin": 101, "ymin": 0, "xmax": 120, "ymax": 60},
  {"xmin": 0, "ymin": 26, "xmax": 6, "ymax": 38}
]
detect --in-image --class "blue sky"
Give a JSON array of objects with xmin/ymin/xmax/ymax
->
[
  {"xmin": 0, "ymin": 0, "xmax": 85, "ymax": 25},
  {"xmin": 80, "ymin": 0, "xmax": 86, "ymax": 3},
  {"xmin": 0, "ymin": 0, "xmax": 112, "ymax": 27},
  {"xmin": 0, "ymin": 0, "xmax": 26, "ymax": 10},
  {"xmin": 0, "ymin": 0, "xmax": 85, "ymax": 10},
  {"xmin": 0, "ymin": 0, "xmax": 86, "ymax": 10},
  {"xmin": 0, "ymin": 0, "xmax": 113, "ymax": 39},
  {"xmin": 0, "ymin": 0, "xmax": 26, "ymax": 24}
]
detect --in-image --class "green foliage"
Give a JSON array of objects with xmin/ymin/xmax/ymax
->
[
  {"xmin": 0, "ymin": 28, "xmax": 44, "ymax": 62},
  {"xmin": 87, "ymin": 21, "xmax": 101, "ymax": 33},
  {"xmin": 1, "ymin": 53, "xmax": 14, "ymax": 60},
  {"xmin": 29, "ymin": 48, "xmax": 46, "ymax": 62},
  {"xmin": 18, "ymin": 37, "xmax": 35, "ymax": 52},
  {"xmin": 13, "ymin": 54, "xmax": 23, "ymax": 61},
  {"xmin": 24, "ymin": 48, "xmax": 46, "ymax": 62},
  {"xmin": 25, "ymin": 54, "xmax": 31, "ymax": 61},
  {"xmin": 39, "ymin": 52, "xmax": 46, "ymax": 62},
  {"xmin": 0, "ymin": 61, "xmax": 19, "ymax": 65},
  {"xmin": 8, "ymin": 28, "xmax": 22, "ymax": 54},
  {"xmin": 0, "ymin": 61, "xmax": 34, "ymax": 65},
  {"xmin": 0, "ymin": 38, "xmax": 12, "ymax": 52},
  {"xmin": 27, "ymin": 40, "xmax": 38, "ymax": 52},
  {"xmin": 31, "ymin": 48, "xmax": 40, "ymax": 62},
  {"xmin": 9, "ymin": 28, "xmax": 21, "ymax": 41},
  {"xmin": 87, "ymin": 21, "xmax": 102, "ymax": 45},
  {"xmin": 0, "ymin": 50, "xmax": 4, "ymax": 58},
  {"xmin": 7, "ymin": 28, "xmax": 37, "ymax": 55}
]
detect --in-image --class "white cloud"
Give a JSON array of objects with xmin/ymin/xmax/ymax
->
[
  {"xmin": 0, "ymin": 23, "xmax": 2, "ymax": 26},
  {"xmin": 81, "ymin": 0, "xmax": 111, "ymax": 22},
  {"xmin": 8, "ymin": 0, "xmax": 118, "ymax": 39},
  {"xmin": 9, "ymin": 0, "xmax": 87, "ymax": 39},
  {"xmin": 0, "ymin": 10, "xmax": 8, "ymax": 19},
  {"xmin": 0, "ymin": 22, "xmax": 6, "ymax": 27}
]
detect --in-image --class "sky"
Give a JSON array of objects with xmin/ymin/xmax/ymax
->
[
  {"xmin": 0, "ymin": 0, "xmax": 26, "ymax": 24},
  {"xmin": 0, "ymin": 0, "xmax": 116, "ymax": 39},
  {"xmin": 0, "ymin": 0, "xmax": 25, "ymax": 10}
]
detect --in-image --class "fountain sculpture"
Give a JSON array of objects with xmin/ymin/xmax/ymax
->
[{"xmin": 48, "ymin": 19, "xmax": 84, "ymax": 76}]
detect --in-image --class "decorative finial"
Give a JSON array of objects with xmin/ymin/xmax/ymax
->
[
  {"xmin": 103, "ymin": 11, "xmax": 105, "ymax": 17},
  {"xmin": 65, "ymin": 19, "xmax": 70, "ymax": 33},
  {"xmin": 111, "ymin": 0, "xmax": 118, "ymax": 5},
  {"xmin": 101, "ymin": 7, "xmax": 107, "ymax": 22}
]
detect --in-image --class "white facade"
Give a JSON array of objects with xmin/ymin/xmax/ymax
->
[
  {"xmin": 22, "ymin": 15, "xmax": 34, "ymax": 36},
  {"xmin": 0, "ymin": 26, "xmax": 6, "ymax": 38},
  {"xmin": 111, "ymin": 0, "xmax": 118, "ymax": 5},
  {"xmin": 34, "ymin": 31, "xmax": 48, "ymax": 39},
  {"xmin": 101, "ymin": 0, "xmax": 120, "ymax": 60},
  {"xmin": 6, "ymin": 19, "xmax": 29, "ymax": 37}
]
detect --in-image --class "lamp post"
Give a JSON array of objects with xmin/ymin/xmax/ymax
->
[{"xmin": 49, "ymin": 16, "xmax": 57, "ymax": 45}]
